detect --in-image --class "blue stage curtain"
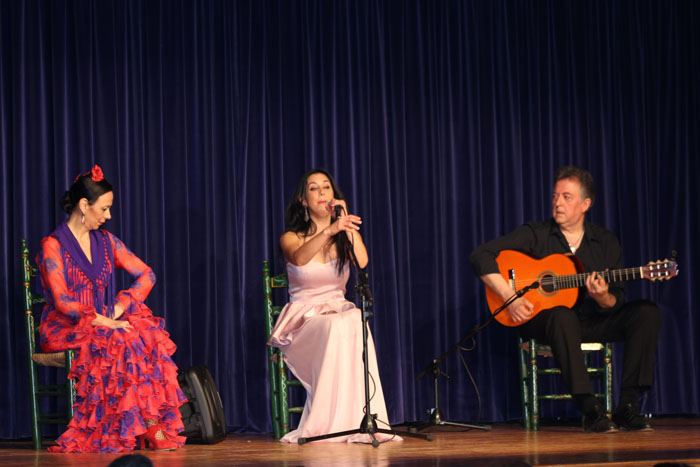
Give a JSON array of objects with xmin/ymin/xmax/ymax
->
[{"xmin": 1, "ymin": 0, "xmax": 698, "ymax": 438}]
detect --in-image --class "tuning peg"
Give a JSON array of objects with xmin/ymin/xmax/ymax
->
[{"xmin": 670, "ymin": 250, "xmax": 678, "ymax": 262}]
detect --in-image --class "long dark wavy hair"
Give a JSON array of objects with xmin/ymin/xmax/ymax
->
[{"xmin": 285, "ymin": 168, "xmax": 349, "ymax": 275}]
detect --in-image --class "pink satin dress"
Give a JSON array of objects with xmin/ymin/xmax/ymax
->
[{"xmin": 268, "ymin": 260, "xmax": 400, "ymax": 443}]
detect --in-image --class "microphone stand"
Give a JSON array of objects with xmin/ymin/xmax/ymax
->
[
  {"xmin": 410, "ymin": 281, "xmax": 540, "ymax": 433},
  {"xmin": 298, "ymin": 213, "xmax": 433, "ymax": 446}
]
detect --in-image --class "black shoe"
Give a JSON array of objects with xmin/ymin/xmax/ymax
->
[
  {"xmin": 612, "ymin": 403, "xmax": 653, "ymax": 431},
  {"xmin": 583, "ymin": 406, "xmax": 619, "ymax": 433}
]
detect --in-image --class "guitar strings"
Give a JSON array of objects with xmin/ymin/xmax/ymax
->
[
  {"xmin": 507, "ymin": 269, "xmax": 651, "ymax": 288},
  {"xmin": 498, "ymin": 261, "xmax": 674, "ymax": 291}
]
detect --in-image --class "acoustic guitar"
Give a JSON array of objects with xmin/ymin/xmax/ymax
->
[{"xmin": 485, "ymin": 250, "xmax": 678, "ymax": 327}]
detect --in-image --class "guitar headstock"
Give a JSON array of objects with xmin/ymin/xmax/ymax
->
[{"xmin": 643, "ymin": 258, "xmax": 679, "ymax": 281}]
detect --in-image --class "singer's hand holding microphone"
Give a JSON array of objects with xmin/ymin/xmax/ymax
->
[{"xmin": 326, "ymin": 199, "xmax": 362, "ymax": 236}]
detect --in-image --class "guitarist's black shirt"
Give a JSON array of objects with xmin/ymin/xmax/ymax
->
[{"xmin": 469, "ymin": 218, "xmax": 625, "ymax": 314}]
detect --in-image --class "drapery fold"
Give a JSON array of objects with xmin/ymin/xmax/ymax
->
[{"xmin": 2, "ymin": 0, "xmax": 698, "ymax": 438}]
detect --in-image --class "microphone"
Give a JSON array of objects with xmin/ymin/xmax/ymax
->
[
  {"xmin": 328, "ymin": 200, "xmax": 343, "ymax": 218},
  {"xmin": 515, "ymin": 280, "xmax": 540, "ymax": 298}
]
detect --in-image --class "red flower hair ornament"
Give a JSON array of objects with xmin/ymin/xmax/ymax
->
[
  {"xmin": 73, "ymin": 164, "xmax": 105, "ymax": 183},
  {"xmin": 91, "ymin": 165, "xmax": 104, "ymax": 181}
]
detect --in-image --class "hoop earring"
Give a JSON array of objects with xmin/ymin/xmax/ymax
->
[{"xmin": 303, "ymin": 207, "xmax": 309, "ymax": 222}]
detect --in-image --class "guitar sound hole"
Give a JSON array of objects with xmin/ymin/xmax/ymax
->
[{"xmin": 540, "ymin": 274, "xmax": 555, "ymax": 293}]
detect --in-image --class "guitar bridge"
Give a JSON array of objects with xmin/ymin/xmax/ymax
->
[{"xmin": 508, "ymin": 268, "xmax": 516, "ymax": 292}]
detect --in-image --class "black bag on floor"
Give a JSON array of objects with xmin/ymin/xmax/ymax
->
[{"xmin": 177, "ymin": 365, "xmax": 227, "ymax": 444}]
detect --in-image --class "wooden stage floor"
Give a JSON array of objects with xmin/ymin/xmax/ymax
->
[{"xmin": 1, "ymin": 418, "xmax": 699, "ymax": 466}]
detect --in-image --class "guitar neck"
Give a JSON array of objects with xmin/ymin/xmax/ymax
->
[{"xmin": 557, "ymin": 267, "xmax": 645, "ymax": 290}]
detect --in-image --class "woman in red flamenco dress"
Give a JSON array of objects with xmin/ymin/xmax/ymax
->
[{"xmin": 36, "ymin": 165, "xmax": 187, "ymax": 452}]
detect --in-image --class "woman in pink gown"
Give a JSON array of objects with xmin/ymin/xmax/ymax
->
[{"xmin": 268, "ymin": 169, "xmax": 400, "ymax": 444}]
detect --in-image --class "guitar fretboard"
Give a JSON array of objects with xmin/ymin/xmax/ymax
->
[{"xmin": 545, "ymin": 267, "xmax": 646, "ymax": 290}]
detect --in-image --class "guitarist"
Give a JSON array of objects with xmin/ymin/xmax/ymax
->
[{"xmin": 470, "ymin": 166, "xmax": 660, "ymax": 433}]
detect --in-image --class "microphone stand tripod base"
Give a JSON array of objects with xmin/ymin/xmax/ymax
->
[
  {"xmin": 297, "ymin": 413, "xmax": 434, "ymax": 446},
  {"xmin": 408, "ymin": 407, "xmax": 492, "ymax": 433},
  {"xmin": 411, "ymin": 361, "xmax": 491, "ymax": 434}
]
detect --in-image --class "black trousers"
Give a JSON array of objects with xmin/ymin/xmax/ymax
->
[{"xmin": 519, "ymin": 299, "xmax": 661, "ymax": 397}]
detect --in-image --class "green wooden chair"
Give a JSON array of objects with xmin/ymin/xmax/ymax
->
[
  {"xmin": 263, "ymin": 260, "xmax": 303, "ymax": 439},
  {"xmin": 518, "ymin": 336, "xmax": 613, "ymax": 431},
  {"xmin": 21, "ymin": 238, "xmax": 76, "ymax": 449}
]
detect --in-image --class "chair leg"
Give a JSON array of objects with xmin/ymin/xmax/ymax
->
[
  {"xmin": 66, "ymin": 350, "xmax": 75, "ymax": 420},
  {"xmin": 518, "ymin": 339, "xmax": 531, "ymax": 430},
  {"xmin": 25, "ymin": 315, "xmax": 42, "ymax": 449},
  {"xmin": 529, "ymin": 340, "xmax": 540, "ymax": 431},
  {"xmin": 267, "ymin": 348, "xmax": 282, "ymax": 439},
  {"xmin": 277, "ymin": 353, "xmax": 291, "ymax": 437},
  {"xmin": 28, "ymin": 363, "xmax": 42, "ymax": 450},
  {"xmin": 604, "ymin": 343, "xmax": 613, "ymax": 416}
]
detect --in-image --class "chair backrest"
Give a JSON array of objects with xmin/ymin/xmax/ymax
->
[
  {"xmin": 263, "ymin": 259, "xmax": 290, "ymax": 439},
  {"xmin": 263, "ymin": 260, "xmax": 304, "ymax": 438},
  {"xmin": 21, "ymin": 239, "xmax": 65, "ymax": 367},
  {"xmin": 21, "ymin": 239, "xmax": 45, "ymax": 357},
  {"xmin": 263, "ymin": 259, "xmax": 289, "ymax": 342},
  {"xmin": 21, "ymin": 238, "xmax": 76, "ymax": 449}
]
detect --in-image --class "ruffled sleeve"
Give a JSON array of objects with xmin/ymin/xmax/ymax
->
[
  {"xmin": 38, "ymin": 236, "xmax": 97, "ymax": 328},
  {"xmin": 109, "ymin": 233, "xmax": 156, "ymax": 313}
]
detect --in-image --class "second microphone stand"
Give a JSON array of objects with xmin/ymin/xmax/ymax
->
[
  {"xmin": 411, "ymin": 280, "xmax": 540, "ymax": 433},
  {"xmin": 298, "ymin": 221, "xmax": 433, "ymax": 446}
]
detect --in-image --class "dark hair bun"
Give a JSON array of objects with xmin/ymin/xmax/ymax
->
[
  {"xmin": 59, "ymin": 170, "xmax": 113, "ymax": 214},
  {"xmin": 59, "ymin": 191, "xmax": 74, "ymax": 214}
]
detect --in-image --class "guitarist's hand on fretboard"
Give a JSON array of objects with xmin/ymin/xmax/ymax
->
[{"xmin": 585, "ymin": 270, "xmax": 616, "ymax": 309}]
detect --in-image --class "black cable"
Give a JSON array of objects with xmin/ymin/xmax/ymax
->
[{"xmin": 457, "ymin": 339, "xmax": 484, "ymax": 424}]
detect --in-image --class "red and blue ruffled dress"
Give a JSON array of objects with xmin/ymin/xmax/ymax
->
[{"xmin": 37, "ymin": 222, "xmax": 187, "ymax": 452}]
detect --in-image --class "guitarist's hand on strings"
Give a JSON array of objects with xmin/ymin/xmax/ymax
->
[
  {"xmin": 585, "ymin": 270, "xmax": 617, "ymax": 309},
  {"xmin": 507, "ymin": 297, "xmax": 535, "ymax": 323},
  {"xmin": 481, "ymin": 272, "xmax": 535, "ymax": 323}
]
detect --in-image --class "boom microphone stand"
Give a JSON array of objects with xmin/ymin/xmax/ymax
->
[
  {"xmin": 411, "ymin": 280, "xmax": 540, "ymax": 433},
  {"xmin": 299, "ymin": 209, "xmax": 433, "ymax": 446}
]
